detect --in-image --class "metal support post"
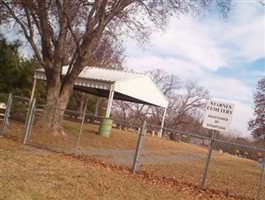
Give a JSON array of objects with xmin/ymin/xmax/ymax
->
[
  {"xmin": 30, "ymin": 78, "xmax": 37, "ymax": 101},
  {"xmin": 27, "ymin": 102, "xmax": 37, "ymax": 143},
  {"xmin": 95, "ymin": 98, "xmax": 100, "ymax": 116},
  {"xmin": 76, "ymin": 109, "xmax": 87, "ymax": 149},
  {"xmin": 132, "ymin": 121, "xmax": 146, "ymax": 174},
  {"xmin": 257, "ymin": 154, "xmax": 265, "ymax": 200},
  {"xmin": 159, "ymin": 108, "xmax": 167, "ymax": 137},
  {"xmin": 201, "ymin": 130, "xmax": 216, "ymax": 187},
  {"xmin": 23, "ymin": 98, "xmax": 36, "ymax": 144},
  {"xmin": 1, "ymin": 93, "xmax": 12, "ymax": 136},
  {"xmin": 105, "ymin": 83, "xmax": 115, "ymax": 118}
]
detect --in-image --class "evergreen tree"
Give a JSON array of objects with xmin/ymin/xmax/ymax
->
[
  {"xmin": 0, "ymin": 34, "xmax": 44, "ymax": 99},
  {"xmin": 0, "ymin": 35, "xmax": 21, "ymax": 94}
]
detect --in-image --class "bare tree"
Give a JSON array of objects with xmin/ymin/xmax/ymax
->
[
  {"xmin": 73, "ymin": 33, "xmax": 125, "ymax": 114},
  {"xmin": 112, "ymin": 69, "xmax": 210, "ymax": 137},
  {"xmin": 146, "ymin": 69, "xmax": 180, "ymax": 126},
  {"xmin": 0, "ymin": 0, "xmax": 230, "ymax": 134},
  {"xmin": 92, "ymin": 34, "xmax": 125, "ymax": 70},
  {"xmin": 167, "ymin": 81, "xmax": 210, "ymax": 127},
  {"xmin": 147, "ymin": 69, "xmax": 209, "ymax": 128},
  {"xmin": 112, "ymin": 100, "xmax": 151, "ymax": 124},
  {"xmin": 249, "ymin": 77, "xmax": 265, "ymax": 143},
  {"xmin": 112, "ymin": 100, "xmax": 131, "ymax": 121},
  {"xmin": 112, "ymin": 69, "xmax": 180, "ymax": 125}
]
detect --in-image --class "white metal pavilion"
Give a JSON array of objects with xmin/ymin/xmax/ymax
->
[{"xmin": 32, "ymin": 66, "xmax": 168, "ymax": 136}]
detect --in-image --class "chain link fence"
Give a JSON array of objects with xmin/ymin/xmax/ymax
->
[
  {"xmin": 141, "ymin": 123, "xmax": 209, "ymax": 186},
  {"xmin": 0, "ymin": 93, "xmax": 9, "ymax": 136},
  {"xmin": 208, "ymin": 139, "xmax": 264, "ymax": 199},
  {"xmin": 2, "ymin": 94, "xmax": 265, "ymax": 200},
  {"xmin": 0, "ymin": 94, "xmax": 30, "ymax": 141},
  {"xmin": 140, "ymin": 124, "xmax": 265, "ymax": 199},
  {"xmin": 25, "ymin": 104, "xmax": 141, "ymax": 167}
]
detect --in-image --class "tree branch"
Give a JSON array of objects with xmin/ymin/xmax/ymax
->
[{"xmin": 2, "ymin": 1, "xmax": 44, "ymax": 65}]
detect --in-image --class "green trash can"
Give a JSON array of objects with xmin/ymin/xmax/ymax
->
[{"xmin": 99, "ymin": 118, "xmax": 113, "ymax": 137}]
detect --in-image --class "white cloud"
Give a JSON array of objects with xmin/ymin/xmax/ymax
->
[
  {"xmin": 199, "ymin": 76, "xmax": 253, "ymax": 103},
  {"xmin": 124, "ymin": 2, "xmax": 263, "ymax": 138},
  {"xmin": 126, "ymin": 55, "xmax": 204, "ymax": 78},
  {"xmin": 223, "ymin": 18, "xmax": 265, "ymax": 62},
  {"xmin": 139, "ymin": 16, "xmax": 228, "ymax": 71},
  {"xmin": 229, "ymin": 100, "xmax": 254, "ymax": 138},
  {"xmin": 126, "ymin": 4, "xmax": 264, "ymax": 73}
]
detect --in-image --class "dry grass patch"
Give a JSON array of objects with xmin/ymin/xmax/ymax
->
[
  {"xmin": 1, "ymin": 137, "xmax": 197, "ymax": 200},
  {"xmin": 141, "ymin": 150, "xmax": 263, "ymax": 199},
  {"xmin": 2, "ymin": 119, "xmax": 264, "ymax": 200}
]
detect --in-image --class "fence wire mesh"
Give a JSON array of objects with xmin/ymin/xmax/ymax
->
[
  {"xmin": 4, "ymin": 95, "xmax": 30, "ymax": 140},
  {"xmin": 2, "ymin": 94, "xmax": 265, "ymax": 200},
  {"xmin": 29, "ymin": 107, "xmax": 89, "ymax": 151},
  {"xmin": 27, "ymin": 106, "xmax": 141, "ymax": 167},
  {"xmin": 142, "ymin": 124, "xmax": 209, "ymax": 186},
  {"xmin": 0, "ymin": 93, "xmax": 9, "ymax": 135},
  {"xmin": 206, "ymin": 140, "xmax": 263, "ymax": 199}
]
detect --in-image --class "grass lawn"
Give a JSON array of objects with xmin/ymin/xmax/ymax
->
[
  {"xmin": 1, "ymin": 137, "xmax": 233, "ymax": 200},
  {"xmin": 2, "ymin": 120, "xmax": 264, "ymax": 199},
  {"xmin": 1, "ymin": 137, "xmax": 199, "ymax": 200}
]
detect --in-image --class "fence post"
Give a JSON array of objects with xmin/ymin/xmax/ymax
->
[
  {"xmin": 201, "ymin": 130, "xmax": 216, "ymax": 187},
  {"xmin": 76, "ymin": 111, "xmax": 86, "ymax": 149},
  {"xmin": 27, "ymin": 101, "xmax": 37, "ymax": 143},
  {"xmin": 257, "ymin": 154, "xmax": 265, "ymax": 200},
  {"xmin": 132, "ymin": 121, "xmax": 146, "ymax": 174},
  {"xmin": 23, "ymin": 98, "xmax": 36, "ymax": 144},
  {"xmin": 1, "ymin": 93, "xmax": 12, "ymax": 136}
]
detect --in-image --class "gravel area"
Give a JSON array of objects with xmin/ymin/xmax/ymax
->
[{"xmin": 55, "ymin": 148, "xmax": 207, "ymax": 166}]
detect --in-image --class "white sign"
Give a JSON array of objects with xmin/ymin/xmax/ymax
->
[{"xmin": 203, "ymin": 99, "xmax": 235, "ymax": 132}]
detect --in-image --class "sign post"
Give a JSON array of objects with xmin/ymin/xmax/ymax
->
[
  {"xmin": 201, "ymin": 130, "xmax": 216, "ymax": 187},
  {"xmin": 201, "ymin": 99, "xmax": 235, "ymax": 187}
]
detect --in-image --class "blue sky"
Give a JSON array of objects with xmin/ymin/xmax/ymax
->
[{"xmin": 124, "ymin": 1, "xmax": 265, "ymax": 137}]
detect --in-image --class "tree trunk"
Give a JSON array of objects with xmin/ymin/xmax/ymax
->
[{"xmin": 38, "ymin": 70, "xmax": 74, "ymax": 136}]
